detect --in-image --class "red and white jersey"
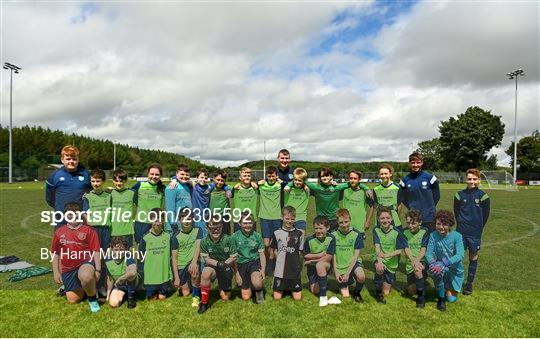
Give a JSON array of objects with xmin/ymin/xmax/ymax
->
[{"xmin": 51, "ymin": 224, "xmax": 100, "ymax": 273}]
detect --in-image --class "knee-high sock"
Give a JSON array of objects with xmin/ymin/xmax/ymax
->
[
  {"xmin": 375, "ymin": 273, "xmax": 384, "ymax": 292},
  {"xmin": 467, "ymin": 259, "xmax": 478, "ymax": 284},
  {"xmin": 354, "ymin": 281, "xmax": 364, "ymax": 293},
  {"xmin": 415, "ymin": 277, "xmax": 425, "ymax": 297},
  {"xmin": 318, "ymin": 275, "xmax": 327, "ymax": 297},
  {"xmin": 201, "ymin": 285, "xmax": 210, "ymax": 305}
]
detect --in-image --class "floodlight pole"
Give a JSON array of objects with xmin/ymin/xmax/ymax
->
[
  {"xmin": 263, "ymin": 140, "xmax": 266, "ymax": 175},
  {"xmin": 507, "ymin": 68, "xmax": 524, "ymax": 185},
  {"xmin": 3, "ymin": 62, "xmax": 21, "ymax": 184},
  {"xmin": 113, "ymin": 141, "xmax": 116, "ymax": 171}
]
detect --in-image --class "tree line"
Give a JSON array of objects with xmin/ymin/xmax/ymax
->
[{"xmin": 0, "ymin": 125, "xmax": 215, "ymax": 174}]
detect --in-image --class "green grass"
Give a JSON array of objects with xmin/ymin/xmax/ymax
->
[{"xmin": 1, "ymin": 181, "xmax": 540, "ymax": 337}]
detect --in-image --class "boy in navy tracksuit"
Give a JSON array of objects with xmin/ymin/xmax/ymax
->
[
  {"xmin": 454, "ymin": 168, "xmax": 490, "ymax": 295},
  {"xmin": 398, "ymin": 152, "xmax": 440, "ymax": 232}
]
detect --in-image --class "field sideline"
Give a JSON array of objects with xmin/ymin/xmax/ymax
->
[{"xmin": 0, "ymin": 182, "xmax": 539, "ymax": 337}]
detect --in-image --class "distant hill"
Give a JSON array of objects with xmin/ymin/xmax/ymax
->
[{"xmin": 0, "ymin": 125, "xmax": 215, "ymax": 175}]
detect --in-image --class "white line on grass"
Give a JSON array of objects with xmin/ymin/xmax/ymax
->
[{"xmin": 20, "ymin": 213, "xmax": 52, "ymax": 239}]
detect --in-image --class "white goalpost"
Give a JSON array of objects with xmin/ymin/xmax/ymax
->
[{"xmin": 480, "ymin": 171, "xmax": 518, "ymax": 191}]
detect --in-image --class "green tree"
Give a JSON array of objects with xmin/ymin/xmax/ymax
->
[
  {"xmin": 416, "ymin": 138, "xmax": 446, "ymax": 171},
  {"xmin": 506, "ymin": 130, "xmax": 540, "ymax": 173},
  {"xmin": 439, "ymin": 106, "xmax": 505, "ymax": 171}
]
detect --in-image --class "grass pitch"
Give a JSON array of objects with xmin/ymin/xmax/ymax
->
[{"xmin": 0, "ymin": 182, "xmax": 539, "ymax": 337}]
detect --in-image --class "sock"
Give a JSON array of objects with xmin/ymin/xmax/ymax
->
[
  {"xmin": 88, "ymin": 294, "xmax": 97, "ymax": 302},
  {"xmin": 415, "ymin": 277, "xmax": 425, "ymax": 292},
  {"xmin": 374, "ymin": 273, "xmax": 383, "ymax": 291},
  {"xmin": 376, "ymin": 289, "xmax": 382, "ymax": 296},
  {"xmin": 354, "ymin": 282, "xmax": 364, "ymax": 294},
  {"xmin": 127, "ymin": 288, "xmax": 135, "ymax": 299},
  {"xmin": 438, "ymin": 288, "xmax": 445, "ymax": 299},
  {"xmin": 201, "ymin": 285, "xmax": 210, "ymax": 305},
  {"xmin": 192, "ymin": 286, "xmax": 201, "ymax": 297},
  {"xmin": 467, "ymin": 259, "xmax": 478, "ymax": 284},
  {"xmin": 318, "ymin": 276, "xmax": 327, "ymax": 297}
]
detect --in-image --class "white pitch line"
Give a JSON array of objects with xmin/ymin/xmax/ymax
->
[
  {"xmin": 20, "ymin": 213, "xmax": 53, "ymax": 239},
  {"xmin": 483, "ymin": 214, "xmax": 540, "ymax": 248}
]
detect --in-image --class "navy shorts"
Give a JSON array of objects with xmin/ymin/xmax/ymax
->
[
  {"xmin": 178, "ymin": 264, "xmax": 199, "ymax": 286},
  {"xmin": 115, "ymin": 275, "xmax": 139, "ymax": 292},
  {"xmin": 306, "ymin": 264, "xmax": 331, "ymax": 286},
  {"xmin": 338, "ymin": 261, "xmax": 363, "ymax": 287},
  {"xmin": 208, "ymin": 264, "xmax": 234, "ymax": 292},
  {"xmin": 237, "ymin": 260, "xmax": 262, "ymax": 289},
  {"xmin": 260, "ymin": 219, "xmax": 281, "ymax": 239},
  {"xmin": 273, "ymin": 277, "xmax": 302, "ymax": 292},
  {"xmin": 375, "ymin": 267, "xmax": 396, "ymax": 286},
  {"xmin": 61, "ymin": 261, "xmax": 95, "ymax": 292},
  {"xmin": 134, "ymin": 221, "xmax": 151, "ymax": 244},
  {"xmin": 294, "ymin": 220, "xmax": 307, "ymax": 231},
  {"xmin": 93, "ymin": 226, "xmax": 111, "ymax": 250},
  {"xmin": 145, "ymin": 282, "xmax": 169, "ymax": 297},
  {"xmin": 463, "ymin": 236, "xmax": 481, "ymax": 252}
]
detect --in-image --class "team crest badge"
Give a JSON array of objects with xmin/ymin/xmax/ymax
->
[
  {"xmin": 224, "ymin": 247, "xmax": 230, "ymax": 252},
  {"xmin": 475, "ymin": 198, "xmax": 480, "ymax": 204},
  {"xmin": 422, "ymin": 181, "xmax": 427, "ymax": 186},
  {"xmin": 288, "ymin": 174, "xmax": 293, "ymax": 180},
  {"xmin": 78, "ymin": 176, "xmax": 85, "ymax": 181},
  {"xmin": 78, "ymin": 232, "xmax": 87, "ymax": 241},
  {"xmin": 59, "ymin": 177, "xmax": 65, "ymax": 181}
]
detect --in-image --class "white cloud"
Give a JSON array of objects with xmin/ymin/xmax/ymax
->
[{"xmin": 1, "ymin": 1, "xmax": 538, "ymax": 168}]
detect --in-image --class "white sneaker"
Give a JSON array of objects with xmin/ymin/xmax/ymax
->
[
  {"xmin": 328, "ymin": 296, "xmax": 342, "ymax": 305},
  {"xmin": 319, "ymin": 296, "xmax": 328, "ymax": 307}
]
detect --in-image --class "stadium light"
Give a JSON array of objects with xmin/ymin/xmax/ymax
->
[
  {"xmin": 507, "ymin": 68, "xmax": 525, "ymax": 185},
  {"xmin": 263, "ymin": 140, "xmax": 266, "ymax": 175},
  {"xmin": 113, "ymin": 141, "xmax": 116, "ymax": 171},
  {"xmin": 3, "ymin": 62, "xmax": 21, "ymax": 184}
]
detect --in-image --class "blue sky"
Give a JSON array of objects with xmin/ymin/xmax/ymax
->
[{"xmin": 249, "ymin": 1, "xmax": 418, "ymax": 89}]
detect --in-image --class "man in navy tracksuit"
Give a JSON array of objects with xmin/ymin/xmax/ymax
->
[
  {"xmin": 454, "ymin": 168, "xmax": 490, "ymax": 295},
  {"xmin": 398, "ymin": 152, "xmax": 440, "ymax": 232},
  {"xmin": 45, "ymin": 145, "xmax": 91, "ymax": 228}
]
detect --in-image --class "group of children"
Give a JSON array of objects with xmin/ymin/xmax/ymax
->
[{"xmin": 48, "ymin": 147, "xmax": 491, "ymax": 313}]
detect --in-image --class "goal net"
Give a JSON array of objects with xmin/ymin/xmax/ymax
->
[{"xmin": 479, "ymin": 171, "xmax": 518, "ymax": 191}]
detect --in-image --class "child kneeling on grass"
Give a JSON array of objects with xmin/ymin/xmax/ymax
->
[
  {"xmin": 271, "ymin": 206, "xmax": 304, "ymax": 301},
  {"xmin": 199, "ymin": 216, "xmax": 238, "ymax": 314},
  {"xmin": 403, "ymin": 209, "xmax": 429, "ymax": 308},
  {"xmin": 106, "ymin": 236, "xmax": 138, "ymax": 309},
  {"xmin": 332, "ymin": 209, "xmax": 366, "ymax": 304},
  {"xmin": 51, "ymin": 202, "xmax": 102, "ymax": 312},
  {"xmin": 373, "ymin": 207, "xmax": 408, "ymax": 304},
  {"xmin": 233, "ymin": 211, "xmax": 266, "ymax": 304},
  {"xmin": 426, "ymin": 210, "xmax": 464, "ymax": 312},
  {"xmin": 174, "ymin": 208, "xmax": 203, "ymax": 307},
  {"xmin": 139, "ymin": 208, "xmax": 179, "ymax": 301},
  {"xmin": 304, "ymin": 215, "xmax": 335, "ymax": 307}
]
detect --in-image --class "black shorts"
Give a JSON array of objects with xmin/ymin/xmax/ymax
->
[
  {"xmin": 208, "ymin": 264, "xmax": 234, "ymax": 292},
  {"xmin": 145, "ymin": 282, "xmax": 169, "ymax": 297},
  {"xmin": 273, "ymin": 277, "xmax": 302, "ymax": 292},
  {"xmin": 406, "ymin": 269, "xmax": 427, "ymax": 286},
  {"xmin": 338, "ymin": 261, "xmax": 363, "ymax": 288},
  {"xmin": 237, "ymin": 260, "xmax": 262, "ymax": 290},
  {"xmin": 306, "ymin": 263, "xmax": 332, "ymax": 286}
]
